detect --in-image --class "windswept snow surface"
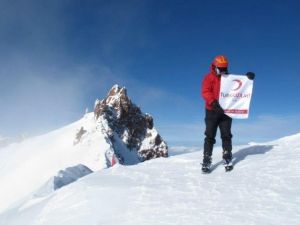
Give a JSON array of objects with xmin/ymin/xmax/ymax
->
[{"xmin": 1, "ymin": 134, "xmax": 300, "ymax": 225}]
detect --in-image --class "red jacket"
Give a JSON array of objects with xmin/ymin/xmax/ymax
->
[{"xmin": 201, "ymin": 64, "xmax": 221, "ymax": 110}]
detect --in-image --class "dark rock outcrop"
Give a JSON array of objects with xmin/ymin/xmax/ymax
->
[
  {"xmin": 94, "ymin": 85, "xmax": 168, "ymax": 163},
  {"xmin": 73, "ymin": 127, "xmax": 87, "ymax": 145}
]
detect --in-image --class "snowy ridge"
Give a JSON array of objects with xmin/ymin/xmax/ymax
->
[
  {"xmin": 0, "ymin": 85, "xmax": 168, "ymax": 214},
  {"xmin": 1, "ymin": 133, "xmax": 300, "ymax": 225},
  {"xmin": 0, "ymin": 113, "xmax": 110, "ymax": 213}
]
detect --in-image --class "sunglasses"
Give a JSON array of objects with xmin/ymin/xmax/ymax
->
[{"xmin": 216, "ymin": 67, "xmax": 228, "ymax": 74}]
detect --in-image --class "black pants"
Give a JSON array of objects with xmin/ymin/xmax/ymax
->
[{"xmin": 204, "ymin": 109, "xmax": 232, "ymax": 157}]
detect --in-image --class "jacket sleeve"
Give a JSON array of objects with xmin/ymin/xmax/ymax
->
[{"xmin": 201, "ymin": 75, "xmax": 215, "ymax": 105}]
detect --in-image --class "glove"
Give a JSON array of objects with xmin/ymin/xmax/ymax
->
[
  {"xmin": 246, "ymin": 72, "xmax": 255, "ymax": 80},
  {"xmin": 211, "ymin": 100, "xmax": 224, "ymax": 114}
]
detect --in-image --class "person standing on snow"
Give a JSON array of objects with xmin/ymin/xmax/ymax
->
[{"xmin": 201, "ymin": 55, "xmax": 255, "ymax": 173}]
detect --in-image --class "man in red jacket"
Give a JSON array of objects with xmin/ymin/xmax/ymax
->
[{"xmin": 201, "ymin": 55, "xmax": 254, "ymax": 173}]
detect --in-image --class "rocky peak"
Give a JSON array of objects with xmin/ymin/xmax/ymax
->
[
  {"xmin": 94, "ymin": 85, "xmax": 132, "ymax": 120},
  {"xmin": 93, "ymin": 84, "xmax": 168, "ymax": 164},
  {"xmin": 106, "ymin": 85, "xmax": 130, "ymax": 106}
]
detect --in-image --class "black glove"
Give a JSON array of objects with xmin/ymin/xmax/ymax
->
[
  {"xmin": 246, "ymin": 72, "xmax": 255, "ymax": 80},
  {"xmin": 211, "ymin": 100, "xmax": 224, "ymax": 114}
]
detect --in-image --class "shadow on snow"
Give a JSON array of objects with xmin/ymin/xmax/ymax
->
[{"xmin": 210, "ymin": 145, "xmax": 274, "ymax": 172}]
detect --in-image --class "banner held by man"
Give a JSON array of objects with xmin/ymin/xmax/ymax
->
[{"xmin": 219, "ymin": 74, "xmax": 254, "ymax": 119}]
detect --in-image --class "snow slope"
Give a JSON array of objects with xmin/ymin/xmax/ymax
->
[
  {"xmin": 1, "ymin": 134, "xmax": 300, "ymax": 225},
  {"xmin": 0, "ymin": 113, "xmax": 111, "ymax": 213}
]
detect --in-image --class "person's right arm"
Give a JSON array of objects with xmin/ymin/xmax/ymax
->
[{"xmin": 201, "ymin": 76, "xmax": 215, "ymax": 105}]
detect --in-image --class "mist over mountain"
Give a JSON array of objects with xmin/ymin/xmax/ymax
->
[{"xmin": 0, "ymin": 85, "xmax": 168, "ymax": 213}]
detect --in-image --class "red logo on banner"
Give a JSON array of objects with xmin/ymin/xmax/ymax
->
[
  {"xmin": 232, "ymin": 79, "xmax": 242, "ymax": 91},
  {"xmin": 224, "ymin": 109, "xmax": 248, "ymax": 114}
]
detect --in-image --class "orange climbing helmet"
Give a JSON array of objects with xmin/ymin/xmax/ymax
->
[{"xmin": 212, "ymin": 55, "xmax": 229, "ymax": 68}]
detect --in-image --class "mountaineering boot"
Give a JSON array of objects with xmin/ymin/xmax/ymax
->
[
  {"xmin": 223, "ymin": 150, "xmax": 233, "ymax": 172},
  {"xmin": 202, "ymin": 155, "xmax": 212, "ymax": 173}
]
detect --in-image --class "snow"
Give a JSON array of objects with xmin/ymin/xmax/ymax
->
[
  {"xmin": 111, "ymin": 131, "xmax": 140, "ymax": 165},
  {"xmin": 0, "ymin": 113, "xmax": 111, "ymax": 213},
  {"xmin": 0, "ymin": 135, "xmax": 11, "ymax": 148},
  {"xmin": 1, "ymin": 132, "xmax": 300, "ymax": 225},
  {"xmin": 140, "ymin": 128, "xmax": 158, "ymax": 150},
  {"xmin": 97, "ymin": 115, "xmax": 140, "ymax": 165},
  {"xmin": 34, "ymin": 164, "xmax": 93, "ymax": 198}
]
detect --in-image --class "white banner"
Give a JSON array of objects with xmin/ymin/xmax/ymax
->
[{"xmin": 219, "ymin": 74, "xmax": 254, "ymax": 119}]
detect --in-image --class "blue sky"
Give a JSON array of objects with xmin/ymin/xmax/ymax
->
[{"xmin": 1, "ymin": 0, "xmax": 300, "ymax": 146}]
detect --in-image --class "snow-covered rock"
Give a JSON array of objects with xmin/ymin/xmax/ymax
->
[
  {"xmin": 94, "ymin": 84, "xmax": 168, "ymax": 163},
  {"xmin": 34, "ymin": 164, "xmax": 93, "ymax": 197}
]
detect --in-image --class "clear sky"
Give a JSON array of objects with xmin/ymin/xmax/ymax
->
[{"xmin": 1, "ymin": 0, "xmax": 300, "ymax": 146}]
